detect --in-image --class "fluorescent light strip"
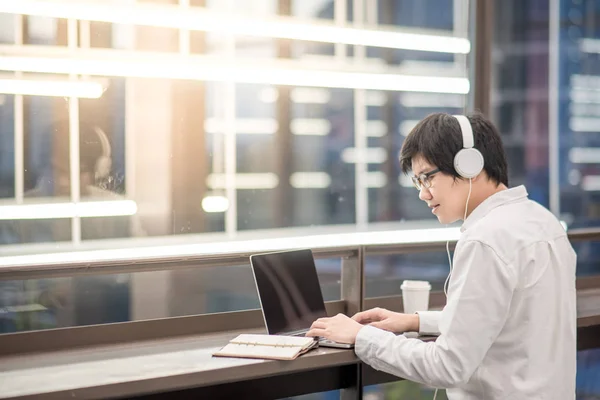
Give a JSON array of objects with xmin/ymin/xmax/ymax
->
[
  {"xmin": 207, "ymin": 173, "xmax": 279, "ymax": 190},
  {"xmin": 205, "ymin": 118, "xmax": 278, "ymax": 135},
  {"xmin": 0, "ymin": 226, "xmax": 462, "ymax": 268},
  {"xmin": 569, "ymin": 148, "xmax": 600, "ymax": 164},
  {"xmin": 291, "ymin": 118, "xmax": 331, "ymax": 136},
  {"xmin": 399, "ymin": 120, "xmax": 419, "ymax": 136},
  {"xmin": 290, "ymin": 172, "xmax": 331, "ymax": 189},
  {"xmin": 580, "ymin": 38, "xmax": 600, "ymax": 54},
  {"xmin": 0, "ymin": 200, "xmax": 137, "ymax": 220},
  {"xmin": 399, "ymin": 174, "xmax": 415, "ymax": 188},
  {"xmin": 366, "ymin": 120, "xmax": 387, "ymax": 137},
  {"xmin": 399, "ymin": 92, "xmax": 464, "ymax": 108},
  {"xmin": 366, "ymin": 91, "xmax": 387, "ymax": 107},
  {"xmin": 0, "ymin": 0, "xmax": 471, "ymax": 54},
  {"xmin": 204, "ymin": 118, "xmax": 332, "ymax": 136},
  {"xmin": 259, "ymin": 87, "xmax": 332, "ymax": 104},
  {"xmin": 291, "ymin": 88, "xmax": 331, "ymax": 104},
  {"xmin": 300, "ymin": 53, "xmax": 386, "ymax": 67},
  {"xmin": 570, "ymin": 89, "xmax": 600, "ymax": 104},
  {"xmin": 259, "ymin": 88, "xmax": 279, "ymax": 103},
  {"xmin": 366, "ymin": 171, "xmax": 387, "ymax": 188},
  {"xmin": 201, "ymin": 195, "xmax": 229, "ymax": 213},
  {"xmin": 571, "ymin": 74, "xmax": 600, "ymax": 89},
  {"xmin": 570, "ymin": 117, "xmax": 600, "ymax": 132},
  {"xmin": 569, "ymin": 103, "xmax": 600, "ymax": 116},
  {"xmin": 0, "ymin": 54, "xmax": 470, "ymax": 94},
  {"xmin": 0, "ymin": 78, "xmax": 104, "ymax": 98},
  {"xmin": 582, "ymin": 175, "xmax": 600, "ymax": 192},
  {"xmin": 342, "ymin": 148, "xmax": 388, "ymax": 164}
]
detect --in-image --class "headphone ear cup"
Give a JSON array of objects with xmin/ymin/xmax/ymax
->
[
  {"xmin": 94, "ymin": 155, "xmax": 112, "ymax": 180},
  {"xmin": 454, "ymin": 148, "xmax": 484, "ymax": 179}
]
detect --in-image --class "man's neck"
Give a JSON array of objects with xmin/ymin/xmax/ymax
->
[{"xmin": 467, "ymin": 182, "xmax": 508, "ymax": 218}]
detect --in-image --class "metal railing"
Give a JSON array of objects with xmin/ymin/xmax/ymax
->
[
  {"xmin": 0, "ymin": 227, "xmax": 598, "ymax": 280},
  {"xmin": 0, "ymin": 227, "xmax": 598, "ymax": 357}
]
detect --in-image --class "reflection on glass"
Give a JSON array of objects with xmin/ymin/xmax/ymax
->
[
  {"xmin": 0, "ymin": 257, "xmax": 340, "ymax": 333},
  {"xmin": 555, "ymin": 0, "xmax": 600, "ymax": 231},
  {"xmin": 0, "ymin": 94, "xmax": 15, "ymax": 201},
  {"xmin": 0, "ymin": 110, "xmax": 138, "ymax": 244},
  {"xmin": 286, "ymin": 383, "xmax": 448, "ymax": 400},
  {"xmin": 26, "ymin": 16, "xmax": 57, "ymax": 45},
  {"xmin": 365, "ymin": 253, "xmax": 450, "ymax": 298},
  {"xmin": 0, "ymin": 275, "xmax": 129, "ymax": 334},
  {"xmin": 0, "ymin": 0, "xmax": 474, "ymax": 251},
  {"xmin": 366, "ymin": 381, "xmax": 447, "ymax": 400},
  {"xmin": 492, "ymin": 0, "xmax": 600, "ymax": 276},
  {"xmin": 577, "ymin": 349, "xmax": 600, "ymax": 399},
  {"xmin": 573, "ymin": 240, "xmax": 600, "ymax": 276}
]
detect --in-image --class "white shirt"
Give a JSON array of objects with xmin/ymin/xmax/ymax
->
[{"xmin": 355, "ymin": 186, "xmax": 577, "ymax": 399}]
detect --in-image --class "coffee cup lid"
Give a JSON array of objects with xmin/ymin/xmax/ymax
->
[{"xmin": 400, "ymin": 280, "xmax": 431, "ymax": 290}]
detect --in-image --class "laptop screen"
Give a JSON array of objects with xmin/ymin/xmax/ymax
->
[{"xmin": 250, "ymin": 249, "xmax": 328, "ymax": 335}]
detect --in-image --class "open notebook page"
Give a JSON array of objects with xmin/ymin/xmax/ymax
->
[{"xmin": 213, "ymin": 334, "xmax": 318, "ymax": 361}]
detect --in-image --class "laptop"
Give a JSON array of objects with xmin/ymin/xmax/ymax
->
[{"xmin": 250, "ymin": 249, "xmax": 354, "ymax": 349}]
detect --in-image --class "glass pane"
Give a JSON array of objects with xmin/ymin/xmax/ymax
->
[
  {"xmin": 492, "ymin": 0, "xmax": 550, "ymax": 207},
  {"xmin": 578, "ymin": 348, "xmax": 600, "ymax": 398},
  {"xmin": 0, "ymin": 13, "xmax": 15, "ymax": 43},
  {"xmin": 366, "ymin": 381, "xmax": 446, "ymax": 399},
  {"xmin": 293, "ymin": 88, "xmax": 356, "ymax": 226},
  {"xmin": 26, "ymin": 16, "xmax": 57, "ymax": 45},
  {"xmin": 0, "ymin": 94, "xmax": 14, "ymax": 200},
  {"xmin": 0, "ymin": 1, "xmax": 471, "ymax": 253},
  {"xmin": 365, "ymin": 253, "xmax": 449, "ymax": 298},
  {"xmin": 575, "ymin": 240, "xmax": 600, "ymax": 276},
  {"xmin": 0, "ymin": 257, "xmax": 340, "ymax": 333},
  {"xmin": 556, "ymin": 0, "xmax": 600, "ymax": 228},
  {"xmin": 292, "ymin": 0, "xmax": 334, "ymax": 20}
]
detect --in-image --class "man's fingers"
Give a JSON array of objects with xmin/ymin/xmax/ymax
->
[
  {"xmin": 351, "ymin": 311, "xmax": 366, "ymax": 321},
  {"xmin": 305, "ymin": 328, "xmax": 326, "ymax": 338},
  {"xmin": 353, "ymin": 308, "xmax": 384, "ymax": 323},
  {"xmin": 352, "ymin": 310, "xmax": 376, "ymax": 322},
  {"xmin": 369, "ymin": 321, "xmax": 385, "ymax": 329},
  {"xmin": 310, "ymin": 320, "xmax": 327, "ymax": 329}
]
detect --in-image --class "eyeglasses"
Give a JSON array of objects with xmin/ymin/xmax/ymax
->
[{"xmin": 411, "ymin": 168, "xmax": 440, "ymax": 190}]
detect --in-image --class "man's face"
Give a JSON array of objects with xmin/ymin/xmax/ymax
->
[
  {"xmin": 50, "ymin": 159, "xmax": 93, "ymax": 197},
  {"xmin": 410, "ymin": 155, "xmax": 470, "ymax": 225}
]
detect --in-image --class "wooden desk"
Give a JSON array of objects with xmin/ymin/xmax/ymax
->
[
  {"xmin": 1, "ymin": 290, "xmax": 599, "ymax": 400},
  {"xmin": 0, "ymin": 329, "xmax": 362, "ymax": 400}
]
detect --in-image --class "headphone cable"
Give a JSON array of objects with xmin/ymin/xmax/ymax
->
[
  {"xmin": 443, "ymin": 178, "xmax": 471, "ymax": 297},
  {"xmin": 436, "ymin": 178, "xmax": 472, "ymax": 400}
]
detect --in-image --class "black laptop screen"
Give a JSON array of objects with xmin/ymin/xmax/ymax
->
[{"xmin": 250, "ymin": 249, "xmax": 328, "ymax": 335}]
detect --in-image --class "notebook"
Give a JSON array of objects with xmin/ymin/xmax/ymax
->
[
  {"xmin": 249, "ymin": 249, "xmax": 354, "ymax": 349},
  {"xmin": 213, "ymin": 333, "xmax": 318, "ymax": 361}
]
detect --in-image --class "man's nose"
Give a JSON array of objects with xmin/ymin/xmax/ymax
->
[{"xmin": 418, "ymin": 186, "xmax": 432, "ymax": 201}]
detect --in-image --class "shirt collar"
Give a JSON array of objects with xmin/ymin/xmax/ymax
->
[{"xmin": 461, "ymin": 185, "xmax": 529, "ymax": 233}]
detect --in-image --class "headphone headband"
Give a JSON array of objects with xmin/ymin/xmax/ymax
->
[
  {"xmin": 94, "ymin": 126, "xmax": 111, "ymax": 158},
  {"xmin": 453, "ymin": 115, "xmax": 474, "ymax": 149}
]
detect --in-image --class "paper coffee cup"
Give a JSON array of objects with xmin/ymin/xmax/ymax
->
[{"xmin": 400, "ymin": 280, "xmax": 431, "ymax": 314}]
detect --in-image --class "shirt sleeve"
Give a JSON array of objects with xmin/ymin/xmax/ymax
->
[
  {"xmin": 416, "ymin": 311, "xmax": 442, "ymax": 336},
  {"xmin": 354, "ymin": 240, "xmax": 516, "ymax": 388}
]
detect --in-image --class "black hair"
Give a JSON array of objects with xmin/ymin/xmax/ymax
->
[
  {"xmin": 399, "ymin": 112, "xmax": 508, "ymax": 186},
  {"xmin": 51, "ymin": 119, "xmax": 107, "ymax": 174}
]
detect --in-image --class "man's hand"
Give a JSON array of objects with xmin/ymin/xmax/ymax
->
[
  {"xmin": 306, "ymin": 313, "xmax": 363, "ymax": 344},
  {"xmin": 352, "ymin": 307, "xmax": 419, "ymax": 334}
]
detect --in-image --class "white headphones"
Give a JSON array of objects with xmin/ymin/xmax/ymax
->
[
  {"xmin": 453, "ymin": 115, "xmax": 484, "ymax": 179},
  {"xmin": 93, "ymin": 126, "xmax": 112, "ymax": 181}
]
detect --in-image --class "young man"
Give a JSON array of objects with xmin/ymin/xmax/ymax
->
[{"xmin": 307, "ymin": 113, "xmax": 577, "ymax": 399}]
